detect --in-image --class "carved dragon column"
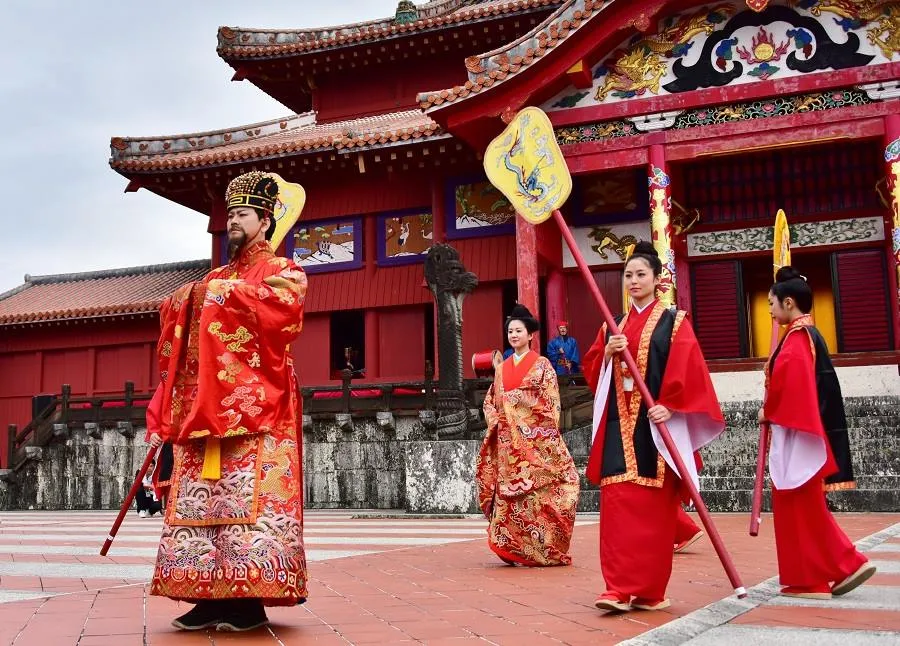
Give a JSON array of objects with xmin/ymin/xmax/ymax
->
[
  {"xmin": 882, "ymin": 115, "xmax": 900, "ymax": 349},
  {"xmin": 648, "ymin": 144, "xmax": 677, "ymax": 307},
  {"xmin": 424, "ymin": 244, "xmax": 479, "ymax": 439}
]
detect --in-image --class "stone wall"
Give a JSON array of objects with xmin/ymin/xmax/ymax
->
[
  {"xmin": 1, "ymin": 425, "xmax": 147, "ymax": 511},
  {"xmin": 1, "ymin": 396, "xmax": 897, "ymax": 513},
  {"xmin": 566, "ymin": 395, "xmax": 900, "ymax": 513}
]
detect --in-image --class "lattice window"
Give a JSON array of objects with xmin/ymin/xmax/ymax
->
[
  {"xmin": 690, "ymin": 260, "xmax": 747, "ymax": 359},
  {"xmin": 682, "ymin": 141, "xmax": 881, "ymax": 225},
  {"xmin": 832, "ymin": 250, "xmax": 894, "ymax": 353}
]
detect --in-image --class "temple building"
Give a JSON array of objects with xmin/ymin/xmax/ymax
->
[{"xmin": 3, "ymin": 0, "xmax": 900, "ymax": 464}]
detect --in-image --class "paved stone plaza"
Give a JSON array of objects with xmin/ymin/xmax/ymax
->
[{"xmin": 0, "ymin": 511, "xmax": 897, "ymax": 645}]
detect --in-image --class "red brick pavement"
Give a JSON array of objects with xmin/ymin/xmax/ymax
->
[{"xmin": 0, "ymin": 513, "xmax": 897, "ymax": 645}]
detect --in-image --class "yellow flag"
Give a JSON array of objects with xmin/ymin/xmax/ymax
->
[
  {"xmin": 483, "ymin": 107, "xmax": 572, "ymax": 224},
  {"xmin": 622, "ymin": 243, "xmax": 636, "ymax": 313},
  {"xmin": 269, "ymin": 174, "xmax": 307, "ymax": 249},
  {"xmin": 773, "ymin": 209, "xmax": 791, "ymax": 280}
]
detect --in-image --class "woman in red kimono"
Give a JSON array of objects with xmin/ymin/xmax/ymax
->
[
  {"xmin": 583, "ymin": 242, "xmax": 725, "ymax": 612},
  {"xmin": 760, "ymin": 267, "xmax": 875, "ymax": 599},
  {"xmin": 476, "ymin": 304, "xmax": 580, "ymax": 566}
]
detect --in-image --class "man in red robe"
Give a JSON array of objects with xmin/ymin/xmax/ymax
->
[{"xmin": 147, "ymin": 171, "xmax": 308, "ymax": 632}]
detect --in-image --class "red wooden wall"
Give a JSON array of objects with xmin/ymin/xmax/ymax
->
[
  {"xmin": 0, "ymin": 318, "xmax": 160, "ymax": 467},
  {"xmin": 292, "ymin": 314, "xmax": 331, "ymax": 385},
  {"xmin": 461, "ymin": 284, "xmax": 506, "ymax": 379},
  {"xmin": 833, "ymin": 250, "xmax": 895, "ymax": 352},
  {"xmin": 379, "ymin": 306, "xmax": 427, "ymax": 380},
  {"xmin": 315, "ymin": 54, "xmax": 469, "ymax": 123},
  {"xmin": 565, "ymin": 269, "xmax": 625, "ymax": 363}
]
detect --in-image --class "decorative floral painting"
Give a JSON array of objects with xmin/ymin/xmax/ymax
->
[
  {"xmin": 543, "ymin": 1, "xmax": 894, "ymax": 112},
  {"xmin": 288, "ymin": 218, "xmax": 362, "ymax": 273},
  {"xmin": 378, "ymin": 210, "xmax": 434, "ymax": 265},
  {"xmin": 447, "ymin": 177, "xmax": 516, "ymax": 239}
]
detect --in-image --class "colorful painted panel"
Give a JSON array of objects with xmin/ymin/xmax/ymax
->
[
  {"xmin": 288, "ymin": 218, "xmax": 362, "ymax": 273},
  {"xmin": 562, "ymin": 221, "xmax": 652, "ymax": 268},
  {"xmin": 378, "ymin": 210, "xmax": 434, "ymax": 266},
  {"xmin": 573, "ymin": 170, "xmax": 646, "ymax": 224},
  {"xmin": 544, "ymin": 1, "xmax": 894, "ymax": 112},
  {"xmin": 446, "ymin": 176, "xmax": 516, "ymax": 239}
]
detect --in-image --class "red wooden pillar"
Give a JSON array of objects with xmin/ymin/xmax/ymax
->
[
  {"xmin": 208, "ymin": 194, "xmax": 227, "ymax": 267},
  {"xmin": 546, "ymin": 270, "xmax": 567, "ymax": 331},
  {"xmin": 882, "ymin": 114, "xmax": 900, "ymax": 349},
  {"xmin": 431, "ymin": 177, "xmax": 445, "ymax": 244},
  {"xmin": 648, "ymin": 145, "xmax": 678, "ymax": 307},
  {"xmin": 364, "ymin": 216, "xmax": 380, "ymax": 380},
  {"xmin": 429, "ymin": 178, "xmax": 445, "ymax": 376},
  {"xmin": 516, "ymin": 216, "xmax": 541, "ymax": 349}
]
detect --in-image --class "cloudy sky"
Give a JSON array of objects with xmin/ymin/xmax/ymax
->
[{"xmin": 0, "ymin": 1, "xmax": 401, "ymax": 293}]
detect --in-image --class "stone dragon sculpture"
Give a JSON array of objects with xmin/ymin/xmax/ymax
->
[{"xmin": 424, "ymin": 244, "xmax": 478, "ymax": 440}]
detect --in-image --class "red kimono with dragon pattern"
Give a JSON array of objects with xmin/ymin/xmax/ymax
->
[
  {"xmin": 476, "ymin": 351, "xmax": 580, "ymax": 566},
  {"xmin": 149, "ymin": 241, "xmax": 309, "ymax": 606}
]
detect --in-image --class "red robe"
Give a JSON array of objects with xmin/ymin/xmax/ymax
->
[
  {"xmin": 582, "ymin": 301, "xmax": 724, "ymax": 600},
  {"xmin": 150, "ymin": 241, "xmax": 309, "ymax": 606},
  {"xmin": 476, "ymin": 351, "xmax": 580, "ymax": 566},
  {"xmin": 764, "ymin": 315, "xmax": 867, "ymax": 588}
]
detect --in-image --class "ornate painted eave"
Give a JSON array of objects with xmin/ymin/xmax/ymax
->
[
  {"xmin": 418, "ymin": 0, "xmax": 607, "ymax": 110},
  {"xmin": 217, "ymin": 0, "xmax": 566, "ymax": 60},
  {"xmin": 110, "ymin": 110, "xmax": 445, "ymax": 173}
]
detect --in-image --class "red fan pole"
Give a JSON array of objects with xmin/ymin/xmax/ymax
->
[
  {"xmin": 551, "ymin": 209, "xmax": 746, "ymax": 598},
  {"xmin": 749, "ymin": 422, "xmax": 770, "ymax": 536},
  {"xmin": 100, "ymin": 448, "xmax": 157, "ymax": 556}
]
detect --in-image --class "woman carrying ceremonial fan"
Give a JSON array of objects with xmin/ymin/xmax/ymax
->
[
  {"xmin": 475, "ymin": 304, "xmax": 580, "ymax": 566},
  {"xmin": 760, "ymin": 267, "xmax": 875, "ymax": 600},
  {"xmin": 583, "ymin": 242, "xmax": 725, "ymax": 612}
]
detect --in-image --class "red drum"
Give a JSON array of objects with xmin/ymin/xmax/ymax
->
[{"xmin": 472, "ymin": 350, "xmax": 502, "ymax": 377}]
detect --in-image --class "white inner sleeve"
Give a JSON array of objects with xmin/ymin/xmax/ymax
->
[
  {"xmin": 591, "ymin": 359, "xmax": 613, "ymax": 443},
  {"xmin": 768, "ymin": 423, "xmax": 828, "ymax": 490},
  {"xmin": 651, "ymin": 413, "xmax": 725, "ymax": 491}
]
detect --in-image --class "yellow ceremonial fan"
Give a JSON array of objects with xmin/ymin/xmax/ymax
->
[
  {"xmin": 269, "ymin": 174, "xmax": 307, "ymax": 249},
  {"xmin": 622, "ymin": 243, "xmax": 636, "ymax": 313},
  {"xmin": 483, "ymin": 107, "xmax": 572, "ymax": 224},
  {"xmin": 772, "ymin": 209, "xmax": 791, "ymax": 279}
]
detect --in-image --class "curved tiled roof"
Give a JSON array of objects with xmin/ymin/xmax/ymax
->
[
  {"xmin": 217, "ymin": 0, "xmax": 565, "ymax": 59},
  {"xmin": 418, "ymin": 0, "xmax": 604, "ymax": 110},
  {"xmin": 110, "ymin": 110, "xmax": 443, "ymax": 173},
  {"xmin": 0, "ymin": 260, "xmax": 210, "ymax": 326}
]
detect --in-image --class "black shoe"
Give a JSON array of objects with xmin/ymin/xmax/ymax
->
[
  {"xmin": 171, "ymin": 600, "xmax": 226, "ymax": 631},
  {"xmin": 216, "ymin": 599, "xmax": 269, "ymax": 632}
]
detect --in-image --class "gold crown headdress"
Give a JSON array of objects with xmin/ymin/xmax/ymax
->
[{"xmin": 225, "ymin": 171, "xmax": 306, "ymax": 248}]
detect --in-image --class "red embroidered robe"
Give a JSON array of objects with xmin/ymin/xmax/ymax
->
[
  {"xmin": 476, "ymin": 351, "xmax": 580, "ymax": 566},
  {"xmin": 149, "ymin": 241, "xmax": 309, "ymax": 606}
]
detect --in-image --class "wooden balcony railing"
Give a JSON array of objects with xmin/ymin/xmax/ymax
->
[{"xmin": 6, "ymin": 381, "xmax": 152, "ymax": 470}]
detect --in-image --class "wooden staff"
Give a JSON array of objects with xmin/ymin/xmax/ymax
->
[
  {"xmin": 552, "ymin": 209, "xmax": 747, "ymax": 599},
  {"xmin": 749, "ymin": 421, "xmax": 770, "ymax": 536},
  {"xmin": 100, "ymin": 448, "xmax": 157, "ymax": 556}
]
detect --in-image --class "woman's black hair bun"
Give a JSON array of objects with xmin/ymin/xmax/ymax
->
[
  {"xmin": 775, "ymin": 266, "xmax": 804, "ymax": 283},
  {"xmin": 632, "ymin": 240, "xmax": 658, "ymax": 258}
]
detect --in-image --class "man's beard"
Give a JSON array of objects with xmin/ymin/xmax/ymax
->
[{"xmin": 227, "ymin": 230, "xmax": 246, "ymax": 260}]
